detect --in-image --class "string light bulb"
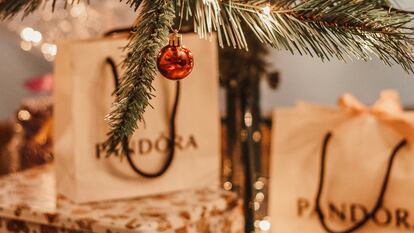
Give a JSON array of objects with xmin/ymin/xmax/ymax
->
[
  {"xmin": 20, "ymin": 27, "xmax": 42, "ymax": 43},
  {"xmin": 259, "ymin": 219, "xmax": 271, "ymax": 231},
  {"xmin": 262, "ymin": 4, "xmax": 271, "ymax": 15}
]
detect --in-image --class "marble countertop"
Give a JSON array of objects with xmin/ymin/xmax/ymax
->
[{"xmin": 0, "ymin": 165, "xmax": 243, "ymax": 233}]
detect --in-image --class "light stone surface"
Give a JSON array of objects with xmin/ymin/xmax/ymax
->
[{"xmin": 0, "ymin": 165, "xmax": 243, "ymax": 233}]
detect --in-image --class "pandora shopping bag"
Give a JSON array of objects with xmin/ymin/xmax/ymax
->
[
  {"xmin": 54, "ymin": 34, "xmax": 220, "ymax": 203},
  {"xmin": 270, "ymin": 90, "xmax": 414, "ymax": 233}
]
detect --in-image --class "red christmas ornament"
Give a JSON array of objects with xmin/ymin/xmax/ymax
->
[{"xmin": 157, "ymin": 32, "xmax": 194, "ymax": 80}]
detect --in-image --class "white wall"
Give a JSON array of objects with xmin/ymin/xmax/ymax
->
[
  {"xmin": 261, "ymin": 51, "xmax": 414, "ymax": 113},
  {"xmin": 0, "ymin": 27, "xmax": 51, "ymax": 120}
]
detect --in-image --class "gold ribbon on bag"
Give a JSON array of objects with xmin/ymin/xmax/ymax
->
[{"xmin": 338, "ymin": 90, "xmax": 414, "ymax": 144}]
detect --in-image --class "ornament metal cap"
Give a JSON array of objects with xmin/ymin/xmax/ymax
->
[{"xmin": 169, "ymin": 31, "xmax": 182, "ymax": 47}]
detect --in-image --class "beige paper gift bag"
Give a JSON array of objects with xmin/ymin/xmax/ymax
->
[
  {"xmin": 54, "ymin": 34, "xmax": 220, "ymax": 203},
  {"xmin": 270, "ymin": 90, "xmax": 414, "ymax": 233}
]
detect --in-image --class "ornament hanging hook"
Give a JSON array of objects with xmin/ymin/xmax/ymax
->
[
  {"xmin": 169, "ymin": 32, "xmax": 182, "ymax": 46},
  {"xmin": 165, "ymin": 0, "xmax": 185, "ymax": 33}
]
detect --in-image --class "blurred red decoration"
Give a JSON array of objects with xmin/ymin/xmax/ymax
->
[{"xmin": 24, "ymin": 74, "xmax": 53, "ymax": 92}]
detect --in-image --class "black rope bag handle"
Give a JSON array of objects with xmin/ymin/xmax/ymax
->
[
  {"xmin": 315, "ymin": 132, "xmax": 407, "ymax": 233},
  {"xmin": 105, "ymin": 57, "xmax": 180, "ymax": 178}
]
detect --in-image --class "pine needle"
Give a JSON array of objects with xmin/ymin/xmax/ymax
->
[
  {"xmin": 0, "ymin": 0, "xmax": 43, "ymax": 19},
  {"xmin": 101, "ymin": 0, "xmax": 175, "ymax": 154},
  {"xmin": 189, "ymin": 0, "xmax": 414, "ymax": 72}
]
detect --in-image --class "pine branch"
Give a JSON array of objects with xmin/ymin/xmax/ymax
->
[
  {"xmin": 0, "ymin": 0, "xmax": 89, "ymax": 19},
  {"xmin": 102, "ymin": 0, "xmax": 175, "ymax": 155},
  {"xmin": 188, "ymin": 0, "xmax": 414, "ymax": 72},
  {"xmin": 0, "ymin": 0, "xmax": 43, "ymax": 19},
  {"xmin": 123, "ymin": 0, "xmax": 143, "ymax": 11}
]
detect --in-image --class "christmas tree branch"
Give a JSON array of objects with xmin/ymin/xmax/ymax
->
[
  {"xmin": 189, "ymin": 0, "xmax": 414, "ymax": 72},
  {"xmin": 102, "ymin": 0, "xmax": 175, "ymax": 155},
  {"xmin": 123, "ymin": 0, "xmax": 143, "ymax": 11},
  {"xmin": 0, "ymin": 0, "xmax": 43, "ymax": 19},
  {"xmin": 0, "ymin": 0, "xmax": 139, "ymax": 19}
]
